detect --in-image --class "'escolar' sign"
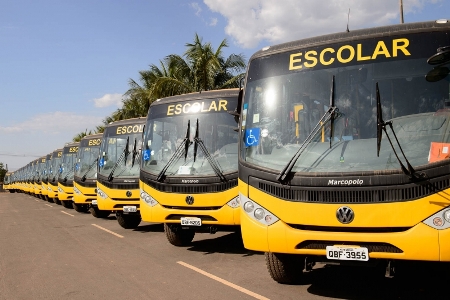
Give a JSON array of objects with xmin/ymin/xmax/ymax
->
[
  {"xmin": 289, "ymin": 38, "xmax": 410, "ymax": 70},
  {"xmin": 166, "ymin": 99, "xmax": 228, "ymax": 116},
  {"xmin": 115, "ymin": 124, "xmax": 144, "ymax": 135}
]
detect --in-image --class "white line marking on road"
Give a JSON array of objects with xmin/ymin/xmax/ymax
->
[
  {"xmin": 177, "ymin": 261, "xmax": 270, "ymax": 300},
  {"xmin": 92, "ymin": 224, "xmax": 124, "ymax": 238},
  {"xmin": 45, "ymin": 204, "xmax": 52, "ymax": 207},
  {"xmin": 61, "ymin": 211, "xmax": 75, "ymax": 217},
  {"xmin": 35, "ymin": 200, "xmax": 39, "ymax": 202}
]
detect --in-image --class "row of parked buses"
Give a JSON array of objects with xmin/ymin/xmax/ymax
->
[{"xmin": 4, "ymin": 20, "xmax": 450, "ymax": 284}]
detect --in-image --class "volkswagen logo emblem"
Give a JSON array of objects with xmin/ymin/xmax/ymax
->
[
  {"xmin": 126, "ymin": 191, "xmax": 132, "ymax": 197},
  {"xmin": 186, "ymin": 195, "xmax": 194, "ymax": 205},
  {"xmin": 336, "ymin": 206, "xmax": 354, "ymax": 224}
]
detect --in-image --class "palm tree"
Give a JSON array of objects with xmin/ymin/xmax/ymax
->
[{"xmin": 72, "ymin": 129, "xmax": 92, "ymax": 142}]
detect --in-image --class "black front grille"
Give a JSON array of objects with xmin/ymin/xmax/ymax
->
[
  {"xmin": 287, "ymin": 224, "xmax": 411, "ymax": 233},
  {"xmin": 161, "ymin": 205, "xmax": 222, "ymax": 210},
  {"xmin": 75, "ymin": 181, "xmax": 97, "ymax": 188},
  {"xmin": 296, "ymin": 240, "xmax": 403, "ymax": 253},
  {"xmin": 98, "ymin": 180, "xmax": 139, "ymax": 190},
  {"xmin": 255, "ymin": 176, "xmax": 450, "ymax": 204},
  {"xmin": 166, "ymin": 214, "xmax": 217, "ymax": 221},
  {"xmin": 147, "ymin": 179, "xmax": 237, "ymax": 194}
]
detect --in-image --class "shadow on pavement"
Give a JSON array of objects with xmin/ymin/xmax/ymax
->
[
  {"xmin": 133, "ymin": 223, "xmax": 164, "ymax": 233},
  {"xmin": 186, "ymin": 232, "xmax": 262, "ymax": 256},
  {"xmin": 304, "ymin": 261, "xmax": 450, "ymax": 300}
]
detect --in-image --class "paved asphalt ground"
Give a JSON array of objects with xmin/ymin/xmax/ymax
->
[{"xmin": 1, "ymin": 192, "xmax": 449, "ymax": 300}]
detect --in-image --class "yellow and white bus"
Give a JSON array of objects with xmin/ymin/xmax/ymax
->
[
  {"xmin": 73, "ymin": 134, "xmax": 102, "ymax": 213},
  {"xmin": 96, "ymin": 118, "xmax": 146, "ymax": 227},
  {"xmin": 35, "ymin": 156, "xmax": 47, "ymax": 200},
  {"xmin": 58, "ymin": 142, "xmax": 79, "ymax": 208},
  {"xmin": 238, "ymin": 20, "xmax": 450, "ymax": 283},
  {"xmin": 41, "ymin": 153, "xmax": 52, "ymax": 201},
  {"xmin": 48, "ymin": 148, "xmax": 63, "ymax": 204},
  {"xmin": 3, "ymin": 172, "xmax": 13, "ymax": 192},
  {"xmin": 140, "ymin": 89, "xmax": 241, "ymax": 246}
]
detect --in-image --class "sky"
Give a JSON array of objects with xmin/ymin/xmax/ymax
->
[{"xmin": 1, "ymin": 0, "xmax": 449, "ymax": 171}]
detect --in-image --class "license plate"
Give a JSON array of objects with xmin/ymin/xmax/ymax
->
[
  {"xmin": 326, "ymin": 246, "xmax": 369, "ymax": 261},
  {"xmin": 91, "ymin": 200, "xmax": 98, "ymax": 205},
  {"xmin": 123, "ymin": 206, "xmax": 137, "ymax": 213},
  {"xmin": 180, "ymin": 217, "xmax": 202, "ymax": 226}
]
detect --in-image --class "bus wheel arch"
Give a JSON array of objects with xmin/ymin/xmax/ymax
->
[
  {"xmin": 116, "ymin": 212, "xmax": 141, "ymax": 229},
  {"xmin": 265, "ymin": 252, "xmax": 305, "ymax": 284},
  {"xmin": 164, "ymin": 223, "xmax": 195, "ymax": 246}
]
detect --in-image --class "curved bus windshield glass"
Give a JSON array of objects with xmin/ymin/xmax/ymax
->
[
  {"xmin": 141, "ymin": 98, "xmax": 238, "ymax": 176},
  {"xmin": 75, "ymin": 146, "xmax": 100, "ymax": 179},
  {"xmin": 98, "ymin": 127, "xmax": 143, "ymax": 178},
  {"xmin": 242, "ymin": 32, "xmax": 450, "ymax": 173},
  {"xmin": 60, "ymin": 151, "xmax": 77, "ymax": 180},
  {"xmin": 50, "ymin": 153, "xmax": 62, "ymax": 181}
]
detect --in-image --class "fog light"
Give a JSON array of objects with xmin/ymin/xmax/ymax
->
[
  {"xmin": 265, "ymin": 215, "xmax": 273, "ymax": 223},
  {"xmin": 433, "ymin": 217, "xmax": 444, "ymax": 227},
  {"xmin": 254, "ymin": 208, "xmax": 265, "ymax": 220},
  {"xmin": 243, "ymin": 201, "xmax": 254, "ymax": 213},
  {"xmin": 444, "ymin": 210, "xmax": 450, "ymax": 222}
]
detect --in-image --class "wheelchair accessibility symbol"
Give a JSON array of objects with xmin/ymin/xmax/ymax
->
[
  {"xmin": 143, "ymin": 149, "xmax": 151, "ymax": 161},
  {"xmin": 244, "ymin": 128, "xmax": 260, "ymax": 147}
]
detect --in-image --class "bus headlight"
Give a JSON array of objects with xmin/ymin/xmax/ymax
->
[
  {"xmin": 48, "ymin": 187, "xmax": 52, "ymax": 191},
  {"xmin": 227, "ymin": 196, "xmax": 240, "ymax": 208},
  {"xmin": 240, "ymin": 193, "xmax": 278, "ymax": 226},
  {"xmin": 58, "ymin": 187, "xmax": 64, "ymax": 193},
  {"xmin": 423, "ymin": 208, "xmax": 450, "ymax": 230},
  {"xmin": 97, "ymin": 188, "xmax": 107, "ymax": 199},
  {"xmin": 140, "ymin": 189, "xmax": 158, "ymax": 207},
  {"xmin": 73, "ymin": 186, "xmax": 81, "ymax": 195},
  {"xmin": 444, "ymin": 210, "xmax": 450, "ymax": 223}
]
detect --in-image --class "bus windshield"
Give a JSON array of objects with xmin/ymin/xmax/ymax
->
[
  {"xmin": 98, "ymin": 129, "xmax": 143, "ymax": 179},
  {"xmin": 141, "ymin": 98, "xmax": 238, "ymax": 177},
  {"xmin": 75, "ymin": 145, "xmax": 100, "ymax": 179},
  {"xmin": 60, "ymin": 149, "xmax": 77, "ymax": 180},
  {"xmin": 50, "ymin": 152, "xmax": 62, "ymax": 182},
  {"xmin": 242, "ymin": 32, "xmax": 450, "ymax": 174}
]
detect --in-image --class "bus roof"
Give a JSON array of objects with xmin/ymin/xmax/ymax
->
[
  {"xmin": 250, "ymin": 20, "xmax": 450, "ymax": 60},
  {"xmin": 106, "ymin": 117, "xmax": 146, "ymax": 127},
  {"xmin": 151, "ymin": 88, "xmax": 240, "ymax": 107}
]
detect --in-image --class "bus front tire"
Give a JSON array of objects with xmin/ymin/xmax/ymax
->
[
  {"xmin": 164, "ymin": 223, "xmax": 195, "ymax": 246},
  {"xmin": 265, "ymin": 252, "xmax": 305, "ymax": 284},
  {"xmin": 89, "ymin": 206, "xmax": 110, "ymax": 218},
  {"xmin": 54, "ymin": 198, "xmax": 62, "ymax": 205},
  {"xmin": 61, "ymin": 200, "xmax": 73, "ymax": 209},
  {"xmin": 116, "ymin": 212, "xmax": 141, "ymax": 229},
  {"xmin": 72, "ymin": 202, "xmax": 89, "ymax": 213}
]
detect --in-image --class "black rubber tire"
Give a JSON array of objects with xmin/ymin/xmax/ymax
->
[
  {"xmin": 61, "ymin": 200, "xmax": 73, "ymax": 209},
  {"xmin": 72, "ymin": 202, "xmax": 89, "ymax": 213},
  {"xmin": 265, "ymin": 252, "xmax": 305, "ymax": 284},
  {"xmin": 116, "ymin": 213, "xmax": 141, "ymax": 229},
  {"xmin": 164, "ymin": 223, "xmax": 195, "ymax": 246},
  {"xmin": 89, "ymin": 206, "xmax": 110, "ymax": 218},
  {"xmin": 9, "ymin": 190, "xmax": 16, "ymax": 193},
  {"xmin": 54, "ymin": 198, "xmax": 62, "ymax": 205},
  {"xmin": 47, "ymin": 196, "xmax": 54, "ymax": 203}
]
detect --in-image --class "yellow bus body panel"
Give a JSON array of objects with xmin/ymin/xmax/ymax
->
[
  {"xmin": 96, "ymin": 181, "xmax": 139, "ymax": 211},
  {"xmin": 73, "ymin": 182, "xmax": 96, "ymax": 204},
  {"xmin": 47, "ymin": 183, "xmax": 58, "ymax": 199},
  {"xmin": 140, "ymin": 180, "xmax": 240, "ymax": 225},
  {"xmin": 57, "ymin": 183, "xmax": 73, "ymax": 201},
  {"xmin": 239, "ymin": 180, "xmax": 450, "ymax": 261},
  {"xmin": 41, "ymin": 183, "xmax": 48, "ymax": 196}
]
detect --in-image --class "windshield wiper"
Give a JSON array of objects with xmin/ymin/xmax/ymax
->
[
  {"xmin": 63, "ymin": 163, "xmax": 77, "ymax": 182},
  {"xmin": 107, "ymin": 136, "xmax": 130, "ymax": 181},
  {"xmin": 277, "ymin": 76, "xmax": 338, "ymax": 183},
  {"xmin": 193, "ymin": 118, "xmax": 227, "ymax": 182},
  {"xmin": 156, "ymin": 120, "xmax": 191, "ymax": 182},
  {"xmin": 131, "ymin": 138, "xmax": 138, "ymax": 167},
  {"xmin": 375, "ymin": 82, "xmax": 422, "ymax": 180},
  {"xmin": 81, "ymin": 157, "xmax": 98, "ymax": 182}
]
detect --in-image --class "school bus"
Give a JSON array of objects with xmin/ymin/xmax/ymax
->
[
  {"xmin": 48, "ymin": 148, "xmax": 63, "ymax": 204},
  {"xmin": 73, "ymin": 134, "xmax": 102, "ymax": 213},
  {"xmin": 35, "ymin": 156, "xmax": 47, "ymax": 200},
  {"xmin": 58, "ymin": 142, "xmax": 79, "ymax": 208},
  {"xmin": 238, "ymin": 20, "xmax": 450, "ymax": 283},
  {"xmin": 140, "ymin": 89, "xmax": 241, "ymax": 246},
  {"xmin": 31, "ymin": 159, "xmax": 40, "ymax": 196},
  {"xmin": 41, "ymin": 153, "xmax": 52, "ymax": 201},
  {"xmin": 3, "ymin": 172, "xmax": 13, "ymax": 192},
  {"xmin": 96, "ymin": 118, "xmax": 146, "ymax": 227}
]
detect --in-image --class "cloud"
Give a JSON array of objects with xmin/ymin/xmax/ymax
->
[
  {"xmin": 203, "ymin": 0, "xmax": 440, "ymax": 48},
  {"xmin": 209, "ymin": 17, "xmax": 218, "ymax": 26},
  {"xmin": 0, "ymin": 111, "xmax": 103, "ymax": 134},
  {"xmin": 93, "ymin": 93, "xmax": 123, "ymax": 108},
  {"xmin": 190, "ymin": 2, "xmax": 202, "ymax": 16}
]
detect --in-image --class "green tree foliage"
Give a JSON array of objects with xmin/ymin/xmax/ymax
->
[
  {"xmin": 0, "ymin": 162, "xmax": 7, "ymax": 183},
  {"xmin": 75, "ymin": 34, "xmax": 246, "ymax": 137}
]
